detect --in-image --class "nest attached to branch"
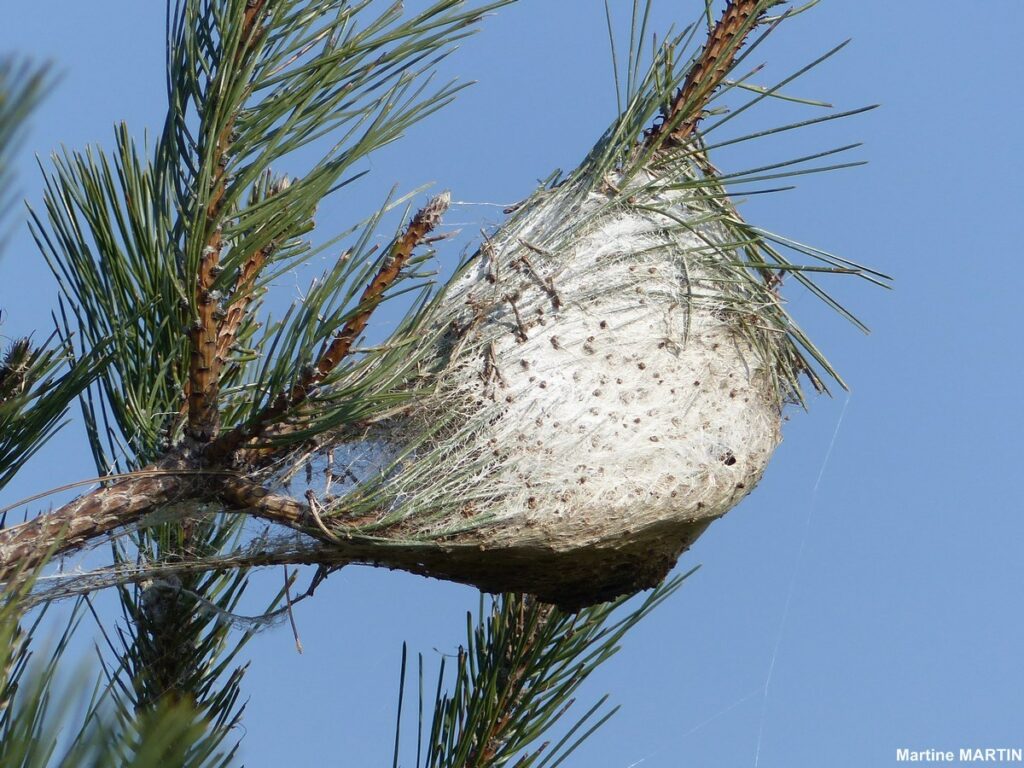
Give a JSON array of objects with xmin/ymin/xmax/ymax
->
[
  {"xmin": 270, "ymin": 158, "xmax": 802, "ymax": 606},
  {"xmin": 11, "ymin": 2, "xmax": 879, "ymax": 611}
]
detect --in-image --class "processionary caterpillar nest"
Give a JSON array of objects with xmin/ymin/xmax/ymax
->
[
  {"xmin": 280, "ymin": 166, "xmax": 799, "ymax": 607},
  {"xmin": 257, "ymin": 2, "xmax": 880, "ymax": 609}
]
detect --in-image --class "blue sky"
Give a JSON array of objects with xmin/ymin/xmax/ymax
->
[{"xmin": 1, "ymin": 1, "xmax": 1022, "ymax": 766}]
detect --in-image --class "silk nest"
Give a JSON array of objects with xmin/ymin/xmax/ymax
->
[{"xmin": 268, "ymin": 168, "xmax": 794, "ymax": 605}]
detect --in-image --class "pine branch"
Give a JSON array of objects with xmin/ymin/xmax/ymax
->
[
  {"xmin": 205, "ymin": 191, "xmax": 450, "ymax": 463},
  {"xmin": 5, "ymin": 0, "xmax": 880, "ymax": 610},
  {"xmin": 644, "ymin": 0, "xmax": 775, "ymax": 150},
  {"xmin": 0, "ymin": 582, "xmax": 88, "ymax": 767},
  {"xmin": 0, "ymin": 465, "xmax": 189, "ymax": 583},
  {"xmin": 0, "ymin": 467, "xmax": 360, "ymax": 588},
  {"xmin": 108, "ymin": 536, "xmax": 255, "ymax": 765},
  {"xmin": 0, "ymin": 61, "xmax": 107, "ymax": 491},
  {"xmin": 36, "ymin": 1, "xmax": 508, "ymax": 463},
  {"xmin": 1, "ymin": 576, "xmax": 235, "ymax": 767},
  {"xmin": 3, "ymin": 465, "xmax": 674, "ymax": 611},
  {"xmin": 400, "ymin": 574, "xmax": 691, "ymax": 767},
  {"xmin": 313, "ymin": 192, "xmax": 451, "ymax": 386},
  {"xmin": 24, "ymin": 0, "xmax": 505, "ymax": 612},
  {"xmin": 187, "ymin": 0, "xmax": 272, "ymax": 442},
  {"xmin": 33, "ymin": 130, "xmax": 189, "ymax": 466},
  {"xmin": 178, "ymin": 172, "xmax": 291, "ymax": 427},
  {"xmin": 213, "ymin": 176, "xmax": 291, "ymax": 363},
  {"xmin": 3, "ymin": 576, "xmax": 228, "ymax": 768}
]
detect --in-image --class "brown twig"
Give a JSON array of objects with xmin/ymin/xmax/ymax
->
[
  {"xmin": 217, "ymin": 478, "xmax": 380, "ymax": 539},
  {"xmin": 481, "ymin": 231, "xmax": 500, "ymax": 284},
  {"xmin": 187, "ymin": 248, "xmax": 223, "ymax": 441},
  {"xmin": 308, "ymin": 191, "xmax": 450, "ymax": 385},
  {"xmin": 303, "ymin": 489, "xmax": 341, "ymax": 542},
  {"xmin": 178, "ymin": 181, "xmax": 292, "ymax": 430},
  {"xmin": 186, "ymin": 0, "xmax": 269, "ymax": 441},
  {"xmin": 217, "ymin": 249, "xmax": 270, "ymax": 362},
  {"xmin": 515, "ymin": 246, "xmax": 561, "ymax": 309},
  {"xmin": 216, "ymin": 176, "xmax": 294, "ymax": 362},
  {"xmin": 645, "ymin": 0, "xmax": 769, "ymax": 150},
  {"xmin": 505, "ymin": 294, "xmax": 528, "ymax": 342},
  {"xmin": 205, "ymin": 192, "xmax": 450, "ymax": 463},
  {"xmin": 482, "ymin": 342, "xmax": 506, "ymax": 393}
]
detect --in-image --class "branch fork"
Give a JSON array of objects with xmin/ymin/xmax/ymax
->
[{"xmin": 0, "ymin": 191, "xmax": 453, "ymax": 581}]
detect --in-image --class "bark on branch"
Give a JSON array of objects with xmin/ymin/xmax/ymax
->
[
  {"xmin": 0, "ymin": 468, "xmax": 322, "ymax": 584},
  {"xmin": 186, "ymin": 0, "xmax": 270, "ymax": 441},
  {"xmin": 646, "ymin": 0, "xmax": 769, "ymax": 149},
  {"xmin": 309, "ymin": 191, "xmax": 451, "ymax": 384},
  {"xmin": 0, "ymin": 467, "xmax": 188, "ymax": 582},
  {"xmin": 0, "ymin": 452, "xmax": 691, "ymax": 609}
]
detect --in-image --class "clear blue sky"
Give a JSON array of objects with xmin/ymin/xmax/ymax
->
[{"xmin": 2, "ymin": 2, "xmax": 1022, "ymax": 766}]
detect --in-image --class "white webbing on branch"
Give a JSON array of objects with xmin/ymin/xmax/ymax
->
[{"xmin": 288, "ymin": 172, "xmax": 785, "ymax": 553}]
